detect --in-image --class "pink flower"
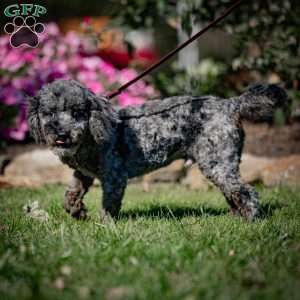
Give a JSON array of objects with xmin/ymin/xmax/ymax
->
[
  {"xmin": 33, "ymin": 56, "xmax": 51, "ymax": 70},
  {"xmin": 99, "ymin": 61, "xmax": 116, "ymax": 82},
  {"xmin": 1, "ymin": 51, "xmax": 24, "ymax": 72},
  {"xmin": 85, "ymin": 80, "xmax": 103, "ymax": 94},
  {"xmin": 43, "ymin": 23, "xmax": 60, "ymax": 37},
  {"xmin": 0, "ymin": 22, "xmax": 158, "ymax": 142},
  {"xmin": 0, "ymin": 35, "xmax": 9, "ymax": 48},
  {"xmin": 77, "ymin": 70, "xmax": 98, "ymax": 83},
  {"xmin": 118, "ymin": 93, "xmax": 144, "ymax": 107},
  {"xmin": 65, "ymin": 32, "xmax": 81, "ymax": 49},
  {"xmin": 67, "ymin": 56, "xmax": 82, "ymax": 70},
  {"xmin": 82, "ymin": 57, "xmax": 102, "ymax": 71},
  {"xmin": 57, "ymin": 44, "xmax": 67, "ymax": 57},
  {"xmin": 56, "ymin": 61, "xmax": 68, "ymax": 73},
  {"xmin": 0, "ymin": 38, "xmax": 9, "ymax": 60},
  {"xmin": 39, "ymin": 23, "xmax": 60, "ymax": 44},
  {"xmin": 118, "ymin": 69, "xmax": 137, "ymax": 84},
  {"xmin": 23, "ymin": 51, "xmax": 36, "ymax": 63},
  {"xmin": 0, "ymin": 87, "xmax": 20, "ymax": 105},
  {"xmin": 42, "ymin": 40, "xmax": 56, "ymax": 58},
  {"xmin": 8, "ymin": 119, "xmax": 28, "ymax": 140},
  {"xmin": 11, "ymin": 78, "xmax": 28, "ymax": 89}
]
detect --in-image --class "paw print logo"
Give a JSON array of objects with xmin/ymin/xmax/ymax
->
[{"xmin": 4, "ymin": 16, "xmax": 45, "ymax": 48}]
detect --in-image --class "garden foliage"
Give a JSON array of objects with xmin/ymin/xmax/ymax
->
[{"xmin": 113, "ymin": 0, "xmax": 300, "ymax": 104}]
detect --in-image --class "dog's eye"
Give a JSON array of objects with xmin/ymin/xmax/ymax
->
[{"xmin": 44, "ymin": 111, "xmax": 55, "ymax": 118}]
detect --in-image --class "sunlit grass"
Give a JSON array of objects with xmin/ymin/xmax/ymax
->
[{"xmin": 0, "ymin": 184, "xmax": 299, "ymax": 300}]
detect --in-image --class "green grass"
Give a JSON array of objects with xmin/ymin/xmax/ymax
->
[{"xmin": 0, "ymin": 184, "xmax": 300, "ymax": 300}]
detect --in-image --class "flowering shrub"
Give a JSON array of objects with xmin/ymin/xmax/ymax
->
[{"xmin": 0, "ymin": 23, "xmax": 157, "ymax": 142}]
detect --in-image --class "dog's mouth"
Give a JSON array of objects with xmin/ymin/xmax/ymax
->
[{"xmin": 54, "ymin": 139, "xmax": 76, "ymax": 148}]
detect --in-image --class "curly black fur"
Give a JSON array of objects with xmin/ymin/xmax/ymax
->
[{"xmin": 28, "ymin": 79, "xmax": 287, "ymax": 220}]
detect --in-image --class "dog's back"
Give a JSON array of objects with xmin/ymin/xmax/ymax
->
[{"xmin": 118, "ymin": 95, "xmax": 211, "ymax": 177}]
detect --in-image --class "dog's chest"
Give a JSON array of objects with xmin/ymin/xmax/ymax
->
[{"xmin": 60, "ymin": 148, "xmax": 100, "ymax": 178}]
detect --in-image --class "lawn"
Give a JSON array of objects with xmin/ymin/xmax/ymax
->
[{"xmin": 0, "ymin": 183, "xmax": 299, "ymax": 300}]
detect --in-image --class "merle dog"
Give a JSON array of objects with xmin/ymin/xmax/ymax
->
[{"xmin": 28, "ymin": 79, "xmax": 287, "ymax": 220}]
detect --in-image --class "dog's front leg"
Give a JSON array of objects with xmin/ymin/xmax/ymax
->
[
  {"xmin": 101, "ymin": 174, "xmax": 127, "ymax": 220},
  {"xmin": 64, "ymin": 170, "xmax": 94, "ymax": 219}
]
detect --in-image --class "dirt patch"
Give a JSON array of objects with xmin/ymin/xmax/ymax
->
[{"xmin": 0, "ymin": 143, "xmax": 46, "ymax": 157}]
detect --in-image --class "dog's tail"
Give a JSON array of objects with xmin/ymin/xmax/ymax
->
[{"xmin": 233, "ymin": 84, "xmax": 288, "ymax": 121}]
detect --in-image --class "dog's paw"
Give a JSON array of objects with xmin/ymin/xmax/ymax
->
[
  {"xmin": 230, "ymin": 205, "xmax": 260, "ymax": 221},
  {"xmin": 69, "ymin": 203, "xmax": 88, "ymax": 220},
  {"xmin": 243, "ymin": 206, "xmax": 260, "ymax": 221},
  {"xmin": 100, "ymin": 210, "xmax": 117, "ymax": 224}
]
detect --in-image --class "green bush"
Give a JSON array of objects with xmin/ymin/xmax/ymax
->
[
  {"xmin": 111, "ymin": 0, "xmax": 300, "ymax": 121},
  {"xmin": 152, "ymin": 59, "xmax": 227, "ymax": 97}
]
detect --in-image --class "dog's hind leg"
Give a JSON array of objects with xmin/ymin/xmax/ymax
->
[
  {"xmin": 200, "ymin": 164, "xmax": 260, "ymax": 221},
  {"xmin": 64, "ymin": 170, "xmax": 94, "ymax": 219},
  {"xmin": 190, "ymin": 121, "xmax": 260, "ymax": 221}
]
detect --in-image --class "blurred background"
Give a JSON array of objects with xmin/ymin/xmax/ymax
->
[{"xmin": 0, "ymin": 0, "xmax": 299, "ymax": 189}]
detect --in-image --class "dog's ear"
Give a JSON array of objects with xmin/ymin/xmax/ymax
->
[
  {"xmin": 88, "ymin": 94, "xmax": 120, "ymax": 145},
  {"xmin": 27, "ymin": 95, "xmax": 45, "ymax": 144}
]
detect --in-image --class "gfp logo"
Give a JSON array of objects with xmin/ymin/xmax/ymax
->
[{"xmin": 3, "ymin": 4, "xmax": 47, "ymax": 48}]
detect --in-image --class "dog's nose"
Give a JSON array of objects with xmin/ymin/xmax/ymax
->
[
  {"xmin": 55, "ymin": 131, "xmax": 66, "ymax": 139},
  {"xmin": 56, "ymin": 132, "xmax": 68, "ymax": 140}
]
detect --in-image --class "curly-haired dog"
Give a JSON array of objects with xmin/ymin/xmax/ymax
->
[{"xmin": 28, "ymin": 79, "xmax": 287, "ymax": 220}]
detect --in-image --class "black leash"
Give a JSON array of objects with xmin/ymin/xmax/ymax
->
[{"xmin": 107, "ymin": 0, "xmax": 244, "ymax": 99}]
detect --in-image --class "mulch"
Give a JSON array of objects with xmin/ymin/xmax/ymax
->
[{"xmin": 243, "ymin": 122, "xmax": 300, "ymax": 157}]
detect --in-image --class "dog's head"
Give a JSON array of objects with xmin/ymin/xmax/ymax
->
[{"xmin": 28, "ymin": 79, "xmax": 119, "ymax": 157}]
